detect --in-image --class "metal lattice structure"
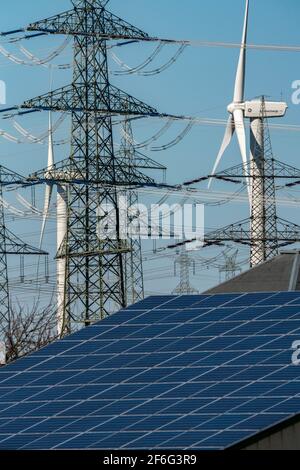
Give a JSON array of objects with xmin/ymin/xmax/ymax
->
[
  {"xmin": 249, "ymin": 97, "xmax": 278, "ymax": 265},
  {"xmin": 204, "ymin": 158, "xmax": 300, "ymax": 183},
  {"xmin": 218, "ymin": 249, "xmax": 241, "ymax": 282},
  {"xmin": 172, "ymin": 246, "xmax": 199, "ymax": 295},
  {"xmin": 205, "ymin": 218, "xmax": 300, "ymax": 251},
  {"xmin": 0, "ymin": 182, "xmax": 10, "ymax": 347},
  {"xmin": 0, "ymin": 167, "xmax": 48, "ymax": 344},
  {"xmin": 11, "ymin": 0, "xmax": 168, "ymax": 332}
]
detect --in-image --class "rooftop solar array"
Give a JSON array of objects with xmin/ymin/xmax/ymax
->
[{"xmin": 0, "ymin": 291, "xmax": 300, "ymax": 449}]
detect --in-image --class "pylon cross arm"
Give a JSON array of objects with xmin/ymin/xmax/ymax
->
[
  {"xmin": 211, "ymin": 158, "xmax": 300, "ymax": 182},
  {"xmin": 203, "ymin": 217, "xmax": 300, "ymax": 248},
  {"xmin": 56, "ymin": 235, "xmax": 129, "ymax": 259},
  {"xmin": 72, "ymin": 0, "xmax": 110, "ymax": 7},
  {"xmin": 0, "ymin": 166, "xmax": 27, "ymax": 186},
  {"xmin": 4, "ymin": 228, "xmax": 48, "ymax": 255},
  {"xmin": 26, "ymin": 5, "xmax": 149, "ymax": 40},
  {"xmin": 21, "ymin": 84, "xmax": 159, "ymax": 117},
  {"xmin": 29, "ymin": 156, "xmax": 155, "ymax": 187},
  {"xmin": 204, "ymin": 219, "xmax": 252, "ymax": 246}
]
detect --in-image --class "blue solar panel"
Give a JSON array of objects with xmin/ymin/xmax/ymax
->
[
  {"xmin": 22, "ymin": 418, "xmax": 74, "ymax": 433},
  {"xmin": 160, "ymin": 430, "xmax": 215, "ymax": 448},
  {"xmin": 257, "ymin": 292, "xmax": 300, "ymax": 306},
  {"xmin": 196, "ymin": 413, "xmax": 248, "ymax": 430},
  {"xmin": 0, "ymin": 291, "xmax": 300, "ymax": 450},
  {"xmin": 259, "ymin": 306, "xmax": 300, "ymax": 320},
  {"xmin": 162, "ymin": 414, "xmax": 214, "ymax": 431},
  {"xmin": 234, "ymin": 413, "xmax": 291, "ymax": 430},
  {"xmin": 191, "ymin": 307, "xmax": 243, "ymax": 322},
  {"xmin": 2, "ymin": 418, "xmax": 41, "ymax": 433},
  {"xmin": 194, "ymin": 293, "xmax": 241, "ymax": 308},
  {"xmin": 264, "ymin": 381, "xmax": 300, "ymax": 396},
  {"xmin": 226, "ymin": 292, "xmax": 276, "ymax": 306},
  {"xmin": 52, "ymin": 416, "xmax": 110, "ymax": 433}
]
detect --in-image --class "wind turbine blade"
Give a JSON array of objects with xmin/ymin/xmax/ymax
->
[
  {"xmin": 233, "ymin": 108, "xmax": 251, "ymax": 201},
  {"xmin": 39, "ymin": 184, "xmax": 53, "ymax": 248},
  {"xmin": 208, "ymin": 115, "xmax": 235, "ymax": 188},
  {"xmin": 233, "ymin": 0, "xmax": 249, "ymax": 102},
  {"xmin": 39, "ymin": 111, "xmax": 55, "ymax": 248},
  {"xmin": 48, "ymin": 112, "xmax": 54, "ymax": 168}
]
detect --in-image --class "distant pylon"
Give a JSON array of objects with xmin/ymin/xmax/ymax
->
[
  {"xmin": 219, "ymin": 249, "xmax": 241, "ymax": 282},
  {"xmin": 172, "ymin": 245, "xmax": 199, "ymax": 295}
]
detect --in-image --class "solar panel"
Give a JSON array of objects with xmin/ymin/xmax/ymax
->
[{"xmin": 0, "ymin": 291, "xmax": 299, "ymax": 450}]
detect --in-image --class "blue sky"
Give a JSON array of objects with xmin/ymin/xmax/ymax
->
[{"xmin": 1, "ymin": 0, "xmax": 300, "ymax": 298}]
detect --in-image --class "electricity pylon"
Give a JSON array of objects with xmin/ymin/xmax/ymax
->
[
  {"xmin": 7, "ymin": 0, "xmax": 170, "ymax": 331},
  {"xmin": 172, "ymin": 245, "xmax": 199, "ymax": 295},
  {"xmin": 218, "ymin": 249, "xmax": 241, "ymax": 282},
  {"xmin": 0, "ymin": 166, "xmax": 48, "ymax": 344}
]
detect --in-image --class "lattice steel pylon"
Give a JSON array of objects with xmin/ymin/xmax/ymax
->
[
  {"xmin": 218, "ymin": 249, "xmax": 241, "ymax": 282},
  {"xmin": 10, "ymin": 0, "xmax": 167, "ymax": 331},
  {"xmin": 0, "ymin": 167, "xmax": 48, "ymax": 345},
  {"xmin": 249, "ymin": 96, "xmax": 278, "ymax": 266},
  {"xmin": 172, "ymin": 246, "xmax": 199, "ymax": 295}
]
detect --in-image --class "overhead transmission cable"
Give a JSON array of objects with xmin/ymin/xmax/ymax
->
[
  {"xmin": 111, "ymin": 44, "xmax": 187, "ymax": 76},
  {"xmin": 111, "ymin": 43, "xmax": 165, "ymax": 74}
]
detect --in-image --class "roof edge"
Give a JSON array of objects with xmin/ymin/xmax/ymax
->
[{"xmin": 227, "ymin": 413, "xmax": 300, "ymax": 450}]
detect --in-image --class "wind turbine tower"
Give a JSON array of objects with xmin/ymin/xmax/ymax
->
[
  {"xmin": 39, "ymin": 113, "xmax": 68, "ymax": 336},
  {"xmin": 209, "ymin": 0, "xmax": 287, "ymax": 267}
]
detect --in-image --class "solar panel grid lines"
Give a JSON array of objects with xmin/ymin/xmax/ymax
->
[
  {"xmin": 0, "ymin": 294, "xmax": 230, "ymax": 448},
  {"xmin": 0, "ymin": 292, "xmax": 300, "ymax": 449},
  {"xmin": 88, "ymin": 292, "xmax": 296, "ymax": 446},
  {"xmin": 85, "ymin": 406, "xmax": 278, "ymax": 450},
  {"xmin": 263, "ymin": 379, "xmax": 300, "ymax": 397},
  {"xmin": 0, "ymin": 298, "xmax": 254, "ymax": 396},
  {"xmin": 0, "ymin": 300, "xmax": 290, "ymax": 362},
  {"xmin": 0, "ymin": 342, "xmax": 292, "ymax": 390}
]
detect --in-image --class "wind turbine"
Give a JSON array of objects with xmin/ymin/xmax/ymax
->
[
  {"xmin": 40, "ymin": 112, "xmax": 68, "ymax": 337},
  {"xmin": 209, "ymin": 0, "xmax": 287, "ymax": 199}
]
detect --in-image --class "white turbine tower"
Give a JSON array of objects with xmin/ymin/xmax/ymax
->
[
  {"xmin": 209, "ymin": 0, "xmax": 288, "ymax": 267},
  {"xmin": 40, "ymin": 113, "xmax": 68, "ymax": 337}
]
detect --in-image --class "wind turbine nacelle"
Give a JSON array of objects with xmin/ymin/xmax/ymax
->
[{"xmin": 244, "ymin": 100, "xmax": 288, "ymax": 119}]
